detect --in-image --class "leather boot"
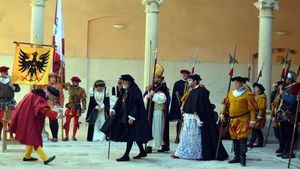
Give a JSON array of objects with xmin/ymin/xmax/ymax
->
[
  {"xmin": 145, "ymin": 146, "xmax": 152, "ymax": 154},
  {"xmin": 240, "ymin": 139, "xmax": 248, "ymax": 167},
  {"xmin": 228, "ymin": 140, "xmax": 241, "ymax": 163},
  {"xmin": 158, "ymin": 145, "xmax": 170, "ymax": 153},
  {"xmin": 116, "ymin": 155, "xmax": 130, "ymax": 162}
]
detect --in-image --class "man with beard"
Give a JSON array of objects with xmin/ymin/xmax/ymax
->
[
  {"xmin": 145, "ymin": 64, "xmax": 170, "ymax": 153},
  {"xmin": 220, "ymin": 76, "xmax": 257, "ymax": 166},
  {"xmin": 63, "ymin": 76, "xmax": 87, "ymax": 141},
  {"xmin": 172, "ymin": 74, "xmax": 228, "ymax": 160},
  {"xmin": 102, "ymin": 74, "xmax": 150, "ymax": 162},
  {"xmin": 169, "ymin": 69, "xmax": 190, "ymax": 143}
]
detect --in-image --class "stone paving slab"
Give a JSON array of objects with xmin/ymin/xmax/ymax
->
[{"xmin": 1, "ymin": 122, "xmax": 299, "ymax": 169}]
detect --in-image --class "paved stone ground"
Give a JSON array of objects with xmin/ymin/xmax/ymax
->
[{"xmin": 0, "ymin": 122, "xmax": 299, "ymax": 169}]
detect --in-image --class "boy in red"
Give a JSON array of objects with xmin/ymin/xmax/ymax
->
[{"xmin": 10, "ymin": 85, "xmax": 62, "ymax": 165}]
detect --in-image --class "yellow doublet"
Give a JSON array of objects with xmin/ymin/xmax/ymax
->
[
  {"xmin": 253, "ymin": 94, "xmax": 267, "ymax": 129},
  {"xmin": 222, "ymin": 89, "xmax": 257, "ymax": 139}
]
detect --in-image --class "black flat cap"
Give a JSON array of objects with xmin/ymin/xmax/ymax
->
[
  {"xmin": 231, "ymin": 76, "xmax": 248, "ymax": 83},
  {"xmin": 188, "ymin": 74, "xmax": 202, "ymax": 81},
  {"xmin": 253, "ymin": 82, "xmax": 265, "ymax": 92},
  {"xmin": 119, "ymin": 74, "xmax": 135, "ymax": 82},
  {"xmin": 94, "ymin": 80, "xmax": 106, "ymax": 88}
]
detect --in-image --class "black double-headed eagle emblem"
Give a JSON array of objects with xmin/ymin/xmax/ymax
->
[{"xmin": 18, "ymin": 49, "xmax": 50, "ymax": 82}]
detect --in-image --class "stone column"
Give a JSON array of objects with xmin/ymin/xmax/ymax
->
[
  {"xmin": 254, "ymin": 0, "xmax": 279, "ymax": 110},
  {"xmin": 31, "ymin": 0, "xmax": 46, "ymax": 44},
  {"xmin": 31, "ymin": 0, "xmax": 49, "ymax": 141},
  {"xmin": 142, "ymin": 0, "xmax": 163, "ymax": 89}
]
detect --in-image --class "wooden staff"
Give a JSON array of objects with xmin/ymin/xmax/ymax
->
[
  {"xmin": 288, "ymin": 93, "xmax": 300, "ymax": 168},
  {"xmin": 215, "ymin": 44, "xmax": 237, "ymax": 159},
  {"xmin": 256, "ymin": 62, "xmax": 264, "ymax": 83},
  {"xmin": 248, "ymin": 48, "xmax": 252, "ymax": 82},
  {"xmin": 147, "ymin": 48, "xmax": 159, "ymax": 122},
  {"xmin": 145, "ymin": 48, "xmax": 158, "ymax": 150},
  {"xmin": 264, "ymin": 49, "xmax": 290, "ymax": 147},
  {"xmin": 107, "ymin": 115, "xmax": 113, "ymax": 159}
]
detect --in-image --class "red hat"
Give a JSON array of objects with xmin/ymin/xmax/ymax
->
[
  {"xmin": 180, "ymin": 69, "xmax": 191, "ymax": 75},
  {"xmin": 0, "ymin": 66, "xmax": 9, "ymax": 72},
  {"xmin": 71, "ymin": 76, "xmax": 81, "ymax": 82},
  {"xmin": 48, "ymin": 72, "xmax": 58, "ymax": 77}
]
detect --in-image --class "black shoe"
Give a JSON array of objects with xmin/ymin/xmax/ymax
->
[
  {"xmin": 275, "ymin": 147, "xmax": 284, "ymax": 154},
  {"xmin": 281, "ymin": 153, "xmax": 295, "ymax": 159},
  {"xmin": 44, "ymin": 156, "xmax": 56, "ymax": 165},
  {"xmin": 145, "ymin": 146, "xmax": 152, "ymax": 154},
  {"xmin": 72, "ymin": 137, "xmax": 77, "ymax": 141},
  {"xmin": 133, "ymin": 152, "xmax": 147, "ymax": 159},
  {"xmin": 51, "ymin": 138, "xmax": 58, "ymax": 142},
  {"xmin": 228, "ymin": 157, "xmax": 241, "ymax": 163},
  {"xmin": 116, "ymin": 155, "xmax": 130, "ymax": 162},
  {"xmin": 157, "ymin": 146, "xmax": 170, "ymax": 153},
  {"xmin": 62, "ymin": 137, "xmax": 69, "ymax": 141},
  {"xmin": 240, "ymin": 156, "xmax": 246, "ymax": 166},
  {"xmin": 276, "ymin": 153, "xmax": 284, "ymax": 157},
  {"xmin": 23, "ymin": 157, "xmax": 38, "ymax": 161}
]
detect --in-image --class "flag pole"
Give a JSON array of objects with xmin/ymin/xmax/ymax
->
[{"xmin": 13, "ymin": 41, "xmax": 55, "ymax": 48}]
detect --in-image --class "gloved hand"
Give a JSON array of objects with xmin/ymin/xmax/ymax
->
[
  {"xmin": 219, "ymin": 114, "xmax": 224, "ymax": 121},
  {"xmin": 249, "ymin": 121, "xmax": 256, "ymax": 128},
  {"xmin": 58, "ymin": 107, "xmax": 64, "ymax": 114},
  {"xmin": 96, "ymin": 104, "xmax": 104, "ymax": 112},
  {"xmin": 197, "ymin": 119, "xmax": 203, "ymax": 127},
  {"xmin": 109, "ymin": 109, "xmax": 115, "ymax": 117},
  {"xmin": 57, "ymin": 112, "xmax": 64, "ymax": 119}
]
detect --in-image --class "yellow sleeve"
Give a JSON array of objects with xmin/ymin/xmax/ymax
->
[
  {"xmin": 257, "ymin": 95, "xmax": 267, "ymax": 117},
  {"xmin": 247, "ymin": 92, "xmax": 258, "ymax": 121},
  {"xmin": 221, "ymin": 96, "xmax": 229, "ymax": 116}
]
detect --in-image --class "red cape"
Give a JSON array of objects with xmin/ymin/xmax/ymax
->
[{"xmin": 10, "ymin": 92, "xmax": 56, "ymax": 147}]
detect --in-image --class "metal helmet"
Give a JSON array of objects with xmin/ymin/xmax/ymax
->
[{"xmin": 287, "ymin": 71, "xmax": 296, "ymax": 82}]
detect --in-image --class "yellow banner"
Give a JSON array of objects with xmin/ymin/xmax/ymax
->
[{"xmin": 11, "ymin": 45, "xmax": 54, "ymax": 85}]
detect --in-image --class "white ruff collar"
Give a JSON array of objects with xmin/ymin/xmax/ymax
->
[
  {"xmin": 233, "ymin": 87, "xmax": 247, "ymax": 97},
  {"xmin": 0, "ymin": 77, "xmax": 10, "ymax": 84}
]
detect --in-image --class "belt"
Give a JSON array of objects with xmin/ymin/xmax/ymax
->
[{"xmin": 230, "ymin": 112, "xmax": 249, "ymax": 119}]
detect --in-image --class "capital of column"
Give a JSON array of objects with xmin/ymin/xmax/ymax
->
[
  {"xmin": 254, "ymin": 0, "xmax": 279, "ymax": 10},
  {"xmin": 31, "ymin": 0, "xmax": 46, "ymax": 7},
  {"xmin": 142, "ymin": 0, "xmax": 163, "ymax": 13}
]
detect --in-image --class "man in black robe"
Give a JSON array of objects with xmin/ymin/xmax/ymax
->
[
  {"xmin": 182, "ymin": 74, "xmax": 229, "ymax": 160},
  {"xmin": 101, "ymin": 74, "xmax": 151, "ymax": 162},
  {"xmin": 169, "ymin": 69, "xmax": 190, "ymax": 143}
]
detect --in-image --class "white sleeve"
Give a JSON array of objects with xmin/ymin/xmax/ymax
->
[
  {"xmin": 89, "ymin": 87, "xmax": 94, "ymax": 96},
  {"xmin": 105, "ymin": 87, "xmax": 110, "ymax": 96},
  {"xmin": 152, "ymin": 92, "xmax": 166, "ymax": 104}
]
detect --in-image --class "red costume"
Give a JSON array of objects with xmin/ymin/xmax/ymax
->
[
  {"xmin": 10, "ymin": 90, "xmax": 57, "ymax": 147},
  {"xmin": 9, "ymin": 88, "xmax": 59, "ymax": 164},
  {"xmin": 63, "ymin": 76, "xmax": 86, "ymax": 141}
]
